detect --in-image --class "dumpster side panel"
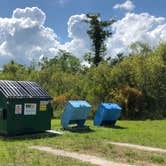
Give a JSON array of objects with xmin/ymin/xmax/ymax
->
[
  {"xmin": 102, "ymin": 109, "xmax": 121, "ymax": 121},
  {"xmin": 7, "ymin": 98, "xmax": 51, "ymax": 135},
  {"xmin": 94, "ymin": 105, "xmax": 104, "ymax": 126},
  {"xmin": 70, "ymin": 106, "xmax": 91, "ymax": 120},
  {"xmin": 0, "ymin": 93, "xmax": 8, "ymax": 135},
  {"xmin": 61, "ymin": 103, "xmax": 72, "ymax": 128}
]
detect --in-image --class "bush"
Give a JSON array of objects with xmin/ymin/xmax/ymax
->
[{"xmin": 108, "ymin": 85, "xmax": 146, "ymax": 119}]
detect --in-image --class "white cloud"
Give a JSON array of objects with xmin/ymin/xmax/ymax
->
[
  {"xmin": 106, "ymin": 12, "xmax": 166, "ymax": 57},
  {"xmin": 0, "ymin": 7, "xmax": 61, "ymax": 66},
  {"xmin": 0, "ymin": 7, "xmax": 91, "ymax": 66},
  {"xmin": 1, "ymin": 7, "xmax": 166, "ymax": 66},
  {"xmin": 62, "ymin": 14, "xmax": 91, "ymax": 59},
  {"xmin": 13, "ymin": 7, "xmax": 46, "ymax": 26},
  {"xmin": 64, "ymin": 12, "xmax": 166, "ymax": 59},
  {"xmin": 113, "ymin": 0, "xmax": 135, "ymax": 11}
]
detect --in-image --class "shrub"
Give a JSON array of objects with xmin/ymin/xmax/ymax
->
[{"xmin": 108, "ymin": 85, "xmax": 146, "ymax": 119}]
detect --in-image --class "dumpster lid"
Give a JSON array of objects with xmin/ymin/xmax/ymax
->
[
  {"xmin": 101, "ymin": 103, "xmax": 122, "ymax": 111},
  {"xmin": 0, "ymin": 80, "xmax": 52, "ymax": 99},
  {"xmin": 68, "ymin": 100, "xmax": 91, "ymax": 108}
]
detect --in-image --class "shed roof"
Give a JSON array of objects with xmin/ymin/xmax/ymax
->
[
  {"xmin": 68, "ymin": 100, "xmax": 91, "ymax": 108},
  {"xmin": 0, "ymin": 80, "xmax": 52, "ymax": 99}
]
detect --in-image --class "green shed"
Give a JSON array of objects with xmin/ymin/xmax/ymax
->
[{"xmin": 0, "ymin": 80, "xmax": 52, "ymax": 136}]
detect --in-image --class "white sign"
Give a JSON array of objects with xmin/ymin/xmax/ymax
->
[
  {"xmin": 24, "ymin": 103, "xmax": 36, "ymax": 115},
  {"xmin": 15, "ymin": 105, "xmax": 22, "ymax": 114}
]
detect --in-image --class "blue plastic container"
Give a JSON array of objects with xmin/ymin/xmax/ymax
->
[
  {"xmin": 94, "ymin": 103, "xmax": 122, "ymax": 126},
  {"xmin": 61, "ymin": 100, "xmax": 91, "ymax": 129}
]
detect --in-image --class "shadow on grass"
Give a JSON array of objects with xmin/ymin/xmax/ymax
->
[
  {"xmin": 0, "ymin": 131, "xmax": 62, "ymax": 141},
  {"xmin": 61, "ymin": 126, "xmax": 95, "ymax": 133},
  {"xmin": 101, "ymin": 125, "xmax": 127, "ymax": 129}
]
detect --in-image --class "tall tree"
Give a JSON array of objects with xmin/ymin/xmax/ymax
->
[{"xmin": 85, "ymin": 13, "xmax": 115, "ymax": 66}]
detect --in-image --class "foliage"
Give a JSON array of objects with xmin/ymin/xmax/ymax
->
[
  {"xmin": 85, "ymin": 13, "xmax": 115, "ymax": 66},
  {"xmin": 0, "ymin": 61, "xmax": 29, "ymax": 80},
  {"xmin": 108, "ymin": 85, "xmax": 146, "ymax": 119},
  {"xmin": 0, "ymin": 43, "xmax": 166, "ymax": 120}
]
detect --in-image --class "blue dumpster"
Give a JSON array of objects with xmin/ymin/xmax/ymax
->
[
  {"xmin": 61, "ymin": 100, "xmax": 91, "ymax": 129},
  {"xmin": 94, "ymin": 103, "xmax": 122, "ymax": 126}
]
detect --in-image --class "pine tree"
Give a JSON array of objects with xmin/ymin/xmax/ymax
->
[{"xmin": 85, "ymin": 13, "xmax": 115, "ymax": 66}]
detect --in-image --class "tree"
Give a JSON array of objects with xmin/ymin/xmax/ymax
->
[
  {"xmin": 39, "ymin": 50, "xmax": 81, "ymax": 73},
  {"xmin": 85, "ymin": 13, "xmax": 115, "ymax": 66},
  {"xmin": 57, "ymin": 50, "xmax": 81, "ymax": 73},
  {"xmin": 130, "ymin": 42, "xmax": 153, "ymax": 56},
  {"xmin": 1, "ymin": 61, "xmax": 28, "ymax": 80}
]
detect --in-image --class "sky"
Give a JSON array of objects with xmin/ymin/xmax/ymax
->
[{"xmin": 0, "ymin": 0, "xmax": 166, "ymax": 66}]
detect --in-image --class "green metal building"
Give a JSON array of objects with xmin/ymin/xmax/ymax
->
[{"xmin": 0, "ymin": 80, "xmax": 52, "ymax": 136}]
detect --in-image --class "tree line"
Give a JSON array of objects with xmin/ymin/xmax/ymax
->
[
  {"xmin": 0, "ymin": 14, "xmax": 165, "ymax": 119},
  {"xmin": 0, "ymin": 42, "xmax": 165, "ymax": 119}
]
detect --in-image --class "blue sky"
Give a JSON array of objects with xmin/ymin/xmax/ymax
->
[
  {"xmin": 0, "ymin": 0, "xmax": 165, "ymax": 43},
  {"xmin": 0, "ymin": 0, "xmax": 166, "ymax": 66}
]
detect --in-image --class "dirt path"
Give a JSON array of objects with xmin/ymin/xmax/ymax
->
[
  {"xmin": 109, "ymin": 142, "xmax": 166, "ymax": 153},
  {"xmin": 29, "ymin": 146, "xmax": 132, "ymax": 166}
]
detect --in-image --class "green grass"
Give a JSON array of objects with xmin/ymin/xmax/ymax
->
[
  {"xmin": 0, "ymin": 143, "xmax": 92, "ymax": 166},
  {"xmin": 0, "ymin": 120, "xmax": 166, "ymax": 166}
]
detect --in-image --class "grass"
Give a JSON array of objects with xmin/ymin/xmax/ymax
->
[
  {"xmin": 0, "ymin": 143, "xmax": 92, "ymax": 166},
  {"xmin": 0, "ymin": 119, "xmax": 166, "ymax": 166}
]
